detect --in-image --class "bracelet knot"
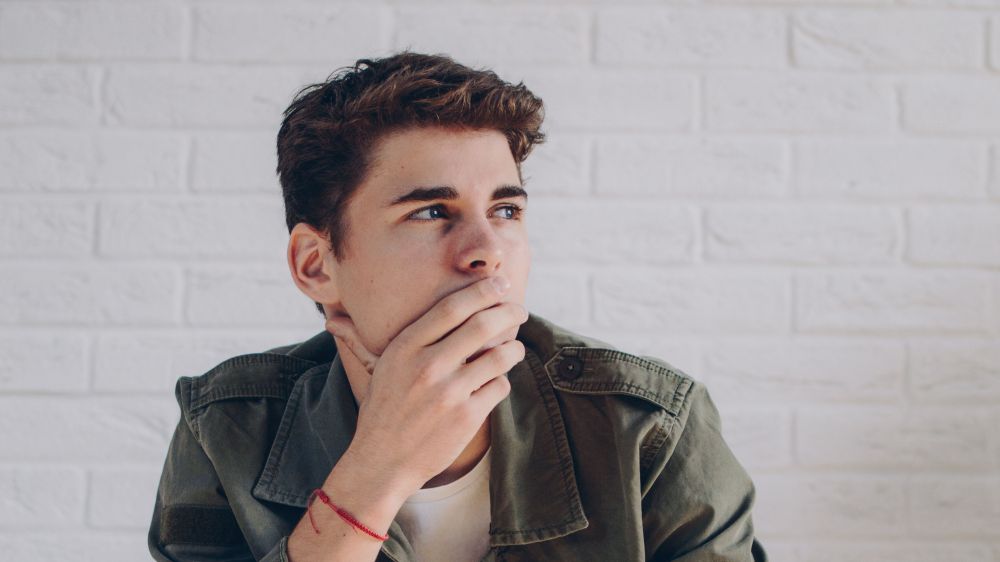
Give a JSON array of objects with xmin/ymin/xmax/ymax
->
[{"xmin": 307, "ymin": 488, "xmax": 390, "ymax": 542}]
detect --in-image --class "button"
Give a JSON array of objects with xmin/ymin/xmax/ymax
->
[{"xmin": 557, "ymin": 357, "xmax": 584, "ymax": 381}]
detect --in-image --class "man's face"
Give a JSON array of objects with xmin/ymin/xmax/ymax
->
[{"xmin": 325, "ymin": 126, "xmax": 531, "ymax": 358}]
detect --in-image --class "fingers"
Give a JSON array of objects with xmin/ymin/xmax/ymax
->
[
  {"xmin": 459, "ymin": 339, "xmax": 525, "ymax": 398},
  {"xmin": 396, "ymin": 277, "xmax": 510, "ymax": 349},
  {"xmin": 469, "ymin": 374, "xmax": 512, "ymax": 411},
  {"xmin": 428, "ymin": 301, "xmax": 528, "ymax": 369},
  {"xmin": 326, "ymin": 313, "xmax": 379, "ymax": 375}
]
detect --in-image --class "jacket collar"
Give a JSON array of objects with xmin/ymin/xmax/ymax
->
[{"xmin": 252, "ymin": 316, "xmax": 589, "ymax": 553}]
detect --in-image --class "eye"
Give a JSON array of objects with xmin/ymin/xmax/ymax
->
[
  {"xmin": 408, "ymin": 205, "xmax": 448, "ymax": 221},
  {"xmin": 494, "ymin": 204, "xmax": 524, "ymax": 220}
]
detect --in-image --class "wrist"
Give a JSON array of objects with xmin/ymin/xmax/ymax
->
[{"xmin": 321, "ymin": 447, "xmax": 415, "ymax": 531}]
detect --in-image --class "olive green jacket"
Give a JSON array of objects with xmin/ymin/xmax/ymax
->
[{"xmin": 148, "ymin": 313, "xmax": 766, "ymax": 561}]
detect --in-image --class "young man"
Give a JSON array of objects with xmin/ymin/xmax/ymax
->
[{"xmin": 149, "ymin": 52, "xmax": 766, "ymax": 562}]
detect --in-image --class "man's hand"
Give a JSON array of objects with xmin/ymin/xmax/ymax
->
[{"xmin": 324, "ymin": 275, "xmax": 529, "ymax": 499}]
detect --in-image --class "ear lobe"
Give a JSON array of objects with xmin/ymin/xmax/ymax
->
[{"xmin": 287, "ymin": 222, "xmax": 341, "ymax": 308}]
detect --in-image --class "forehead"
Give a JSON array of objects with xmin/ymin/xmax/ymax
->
[{"xmin": 364, "ymin": 126, "xmax": 520, "ymax": 196}]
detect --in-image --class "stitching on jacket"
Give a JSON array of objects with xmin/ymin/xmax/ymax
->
[
  {"xmin": 547, "ymin": 348, "xmax": 693, "ymax": 415},
  {"xmin": 252, "ymin": 363, "xmax": 332, "ymax": 501},
  {"xmin": 180, "ymin": 377, "xmax": 202, "ymax": 443},
  {"xmin": 489, "ymin": 350, "xmax": 585, "ymax": 539},
  {"xmin": 180, "ymin": 353, "xmax": 318, "ymax": 415},
  {"xmin": 201, "ymin": 353, "xmax": 317, "ymax": 377},
  {"xmin": 638, "ymin": 409, "xmax": 670, "ymax": 479},
  {"xmin": 190, "ymin": 383, "xmax": 295, "ymax": 411}
]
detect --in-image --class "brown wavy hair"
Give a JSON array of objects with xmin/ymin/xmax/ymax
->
[{"xmin": 276, "ymin": 51, "xmax": 546, "ymax": 315}]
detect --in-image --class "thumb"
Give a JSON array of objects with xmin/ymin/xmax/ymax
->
[{"xmin": 325, "ymin": 313, "xmax": 379, "ymax": 376}]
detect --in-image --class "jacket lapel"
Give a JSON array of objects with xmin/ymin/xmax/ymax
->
[
  {"xmin": 251, "ymin": 317, "xmax": 589, "ymax": 552},
  {"xmin": 487, "ymin": 348, "xmax": 589, "ymax": 546},
  {"xmin": 252, "ymin": 351, "xmax": 357, "ymax": 507}
]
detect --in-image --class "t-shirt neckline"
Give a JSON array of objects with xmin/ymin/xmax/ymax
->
[{"xmin": 403, "ymin": 446, "xmax": 492, "ymax": 504}]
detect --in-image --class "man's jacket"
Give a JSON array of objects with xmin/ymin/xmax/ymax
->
[{"xmin": 149, "ymin": 313, "xmax": 767, "ymax": 561}]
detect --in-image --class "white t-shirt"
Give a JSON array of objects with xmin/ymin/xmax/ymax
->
[{"xmin": 395, "ymin": 447, "xmax": 492, "ymax": 562}]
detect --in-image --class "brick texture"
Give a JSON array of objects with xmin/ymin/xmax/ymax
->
[{"xmin": 2, "ymin": 0, "xmax": 998, "ymax": 556}]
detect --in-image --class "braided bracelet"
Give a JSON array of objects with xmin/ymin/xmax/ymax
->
[{"xmin": 307, "ymin": 488, "xmax": 390, "ymax": 542}]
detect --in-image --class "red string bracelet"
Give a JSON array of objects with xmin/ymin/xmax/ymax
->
[{"xmin": 307, "ymin": 488, "xmax": 389, "ymax": 542}]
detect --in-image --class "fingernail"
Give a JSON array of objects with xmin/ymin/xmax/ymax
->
[{"xmin": 491, "ymin": 276, "xmax": 510, "ymax": 294}]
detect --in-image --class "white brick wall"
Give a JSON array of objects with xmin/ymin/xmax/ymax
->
[{"xmin": 1, "ymin": 1, "xmax": 998, "ymax": 560}]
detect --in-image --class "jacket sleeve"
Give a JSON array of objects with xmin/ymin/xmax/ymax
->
[
  {"xmin": 148, "ymin": 378, "xmax": 290, "ymax": 562},
  {"xmin": 642, "ymin": 382, "xmax": 767, "ymax": 562}
]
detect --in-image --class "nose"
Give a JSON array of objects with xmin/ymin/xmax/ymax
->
[{"xmin": 454, "ymin": 216, "xmax": 504, "ymax": 275}]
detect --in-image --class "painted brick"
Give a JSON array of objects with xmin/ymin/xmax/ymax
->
[
  {"xmin": 717, "ymin": 407, "xmax": 792, "ymax": 469},
  {"xmin": 524, "ymin": 265, "xmax": 589, "ymax": 329},
  {"xmin": 193, "ymin": 4, "xmax": 385, "ymax": 63},
  {"xmin": 0, "ymin": 132, "xmax": 183, "ymax": 193},
  {"xmin": 580, "ymin": 330, "xmax": 701, "ymax": 373},
  {"xmin": 93, "ymin": 330, "xmax": 319, "ymax": 393},
  {"xmin": 504, "ymin": 67, "xmax": 695, "ymax": 132},
  {"xmin": 105, "ymin": 65, "xmax": 323, "ymax": 128},
  {"xmin": 98, "ymin": 197, "xmax": 287, "ymax": 258},
  {"xmin": 705, "ymin": 73, "xmax": 895, "ymax": 133},
  {"xmin": 191, "ymin": 133, "xmax": 278, "ymax": 193},
  {"xmin": 793, "ymin": 10, "xmax": 983, "ymax": 70},
  {"xmin": 756, "ymin": 543, "xmax": 796, "ymax": 561},
  {"xmin": 795, "ymin": 272, "xmax": 992, "ymax": 334},
  {"xmin": 993, "ymin": 144, "xmax": 1000, "ymax": 199},
  {"xmin": 0, "ymin": 266, "xmax": 177, "ymax": 326},
  {"xmin": 528, "ymin": 199, "xmax": 696, "ymax": 264},
  {"xmin": 593, "ymin": 270, "xmax": 789, "ymax": 333},
  {"xmin": 704, "ymin": 339, "xmax": 903, "ymax": 403},
  {"xmin": 397, "ymin": 7, "xmax": 587, "ymax": 64},
  {"xmin": 0, "ymin": 3, "xmax": 182, "ymax": 60},
  {"xmin": 595, "ymin": 136, "xmax": 788, "ymax": 198},
  {"xmin": 0, "ymin": 65, "xmax": 99, "ymax": 125},
  {"xmin": 903, "ymin": 77, "xmax": 1000, "ymax": 133},
  {"xmin": 185, "ymin": 264, "xmax": 321, "ymax": 327},
  {"xmin": 909, "ymin": 206, "xmax": 1000, "ymax": 267},
  {"xmin": 708, "ymin": 0, "xmax": 893, "ymax": 3},
  {"xmin": 795, "ymin": 140, "xmax": 987, "ymax": 200},
  {"xmin": 596, "ymin": 8, "xmax": 785, "ymax": 67},
  {"xmin": 788, "ymin": 543, "xmax": 995, "ymax": 562},
  {"xmin": 797, "ymin": 406, "xmax": 993, "ymax": 469},
  {"xmin": 3, "ymin": 0, "xmax": 1000, "ymax": 552},
  {"xmin": 909, "ymin": 339, "xmax": 1000, "ymax": 402},
  {"xmin": 0, "ymin": 332, "xmax": 89, "ymax": 392},
  {"xmin": 0, "ymin": 397, "xmax": 177, "ymax": 462},
  {"xmin": 0, "ymin": 466, "xmax": 85, "ymax": 527},
  {"xmin": 705, "ymin": 204, "xmax": 898, "ymax": 264},
  {"xmin": 519, "ymin": 134, "xmax": 590, "ymax": 197},
  {"xmin": 753, "ymin": 474, "xmax": 906, "ymax": 537},
  {"xmin": 0, "ymin": 535, "xmax": 147, "ymax": 562},
  {"xmin": 903, "ymin": 0, "xmax": 1000, "ymax": 6},
  {"xmin": 993, "ymin": 409, "xmax": 1000, "ymax": 470},
  {"xmin": 88, "ymin": 467, "xmax": 161, "ymax": 529},
  {"xmin": 994, "ymin": 16, "xmax": 1000, "ymax": 70},
  {"xmin": 995, "ymin": 274, "xmax": 1000, "ymax": 332},
  {"xmin": 909, "ymin": 477, "xmax": 1000, "ymax": 537},
  {"xmin": 0, "ymin": 199, "xmax": 93, "ymax": 256}
]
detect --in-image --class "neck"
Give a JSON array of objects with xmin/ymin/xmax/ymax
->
[
  {"xmin": 423, "ymin": 418, "xmax": 491, "ymax": 488},
  {"xmin": 336, "ymin": 338, "xmax": 493, "ymax": 490}
]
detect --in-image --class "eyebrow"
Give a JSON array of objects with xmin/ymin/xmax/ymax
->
[{"xmin": 385, "ymin": 184, "xmax": 528, "ymax": 208}]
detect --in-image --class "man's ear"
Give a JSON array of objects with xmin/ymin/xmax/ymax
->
[{"xmin": 287, "ymin": 222, "xmax": 341, "ymax": 315}]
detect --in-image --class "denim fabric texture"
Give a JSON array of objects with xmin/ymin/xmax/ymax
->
[{"xmin": 148, "ymin": 313, "xmax": 766, "ymax": 561}]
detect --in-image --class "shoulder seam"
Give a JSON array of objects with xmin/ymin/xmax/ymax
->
[
  {"xmin": 183, "ymin": 352, "xmax": 321, "ymax": 414},
  {"xmin": 546, "ymin": 347, "xmax": 696, "ymax": 416}
]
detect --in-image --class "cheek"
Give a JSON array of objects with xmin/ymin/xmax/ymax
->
[{"xmin": 504, "ymin": 232, "xmax": 531, "ymax": 296}]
